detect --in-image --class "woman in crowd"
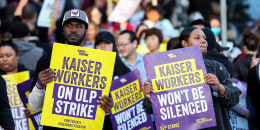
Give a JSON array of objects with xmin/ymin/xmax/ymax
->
[
  {"xmin": 233, "ymin": 29, "xmax": 260, "ymax": 82},
  {"xmin": 0, "ymin": 42, "xmax": 34, "ymax": 119},
  {"xmin": 85, "ymin": 6, "xmax": 103, "ymax": 28},
  {"xmin": 83, "ymin": 20, "xmax": 100, "ymax": 48},
  {"xmin": 142, "ymin": 27, "xmax": 241, "ymax": 130},
  {"xmin": 208, "ymin": 16, "xmax": 221, "ymax": 41},
  {"xmin": 0, "ymin": 42, "xmax": 34, "ymax": 76},
  {"xmin": 145, "ymin": 28, "xmax": 163, "ymax": 54},
  {"xmin": 247, "ymin": 51, "xmax": 260, "ymax": 129}
]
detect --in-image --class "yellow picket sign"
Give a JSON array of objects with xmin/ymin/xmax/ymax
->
[
  {"xmin": 41, "ymin": 43, "xmax": 116, "ymax": 129},
  {"xmin": 2, "ymin": 71, "xmax": 35, "ymax": 130}
]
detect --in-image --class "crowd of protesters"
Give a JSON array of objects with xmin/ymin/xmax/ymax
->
[{"xmin": 0, "ymin": 0, "xmax": 260, "ymax": 130}]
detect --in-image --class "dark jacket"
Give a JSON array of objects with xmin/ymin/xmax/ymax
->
[
  {"xmin": 233, "ymin": 54, "xmax": 253, "ymax": 82},
  {"xmin": 205, "ymin": 49, "xmax": 233, "ymax": 77},
  {"xmin": 143, "ymin": 59, "xmax": 241, "ymax": 130},
  {"xmin": 247, "ymin": 65, "xmax": 260, "ymax": 128},
  {"xmin": 0, "ymin": 64, "xmax": 34, "ymax": 129},
  {"xmin": 0, "ymin": 76, "xmax": 15, "ymax": 130}
]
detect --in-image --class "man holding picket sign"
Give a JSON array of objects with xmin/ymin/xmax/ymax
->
[{"xmin": 29, "ymin": 9, "xmax": 114, "ymax": 129}]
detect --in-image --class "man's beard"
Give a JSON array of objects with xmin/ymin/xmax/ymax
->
[{"xmin": 64, "ymin": 32, "xmax": 86, "ymax": 46}]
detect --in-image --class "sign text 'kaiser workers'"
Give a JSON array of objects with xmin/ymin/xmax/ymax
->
[
  {"xmin": 110, "ymin": 69, "xmax": 154, "ymax": 130},
  {"xmin": 41, "ymin": 43, "xmax": 116, "ymax": 129},
  {"xmin": 143, "ymin": 46, "xmax": 216, "ymax": 130}
]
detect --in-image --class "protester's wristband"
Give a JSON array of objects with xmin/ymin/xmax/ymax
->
[{"xmin": 36, "ymin": 82, "xmax": 44, "ymax": 89}]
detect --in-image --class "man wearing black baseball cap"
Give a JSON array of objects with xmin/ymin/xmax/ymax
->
[
  {"xmin": 29, "ymin": 9, "xmax": 113, "ymax": 129},
  {"xmin": 215, "ymin": 43, "xmax": 229, "ymax": 53}
]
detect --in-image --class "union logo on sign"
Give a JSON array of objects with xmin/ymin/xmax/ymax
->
[{"xmin": 71, "ymin": 10, "xmax": 79, "ymax": 17}]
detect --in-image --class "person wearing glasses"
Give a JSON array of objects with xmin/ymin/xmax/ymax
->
[{"xmin": 117, "ymin": 30, "xmax": 147, "ymax": 82}]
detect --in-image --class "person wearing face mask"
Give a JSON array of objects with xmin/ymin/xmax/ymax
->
[
  {"xmin": 189, "ymin": 19, "xmax": 230, "ymax": 54},
  {"xmin": 211, "ymin": 26, "xmax": 221, "ymax": 39},
  {"xmin": 142, "ymin": 27, "xmax": 241, "ymax": 130},
  {"xmin": 189, "ymin": 19, "xmax": 232, "ymax": 64},
  {"xmin": 208, "ymin": 16, "xmax": 221, "ymax": 40},
  {"xmin": 203, "ymin": 28, "xmax": 251, "ymax": 122},
  {"xmin": 208, "ymin": 16, "xmax": 237, "ymax": 58}
]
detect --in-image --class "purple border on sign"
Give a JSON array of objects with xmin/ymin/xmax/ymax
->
[
  {"xmin": 143, "ymin": 46, "xmax": 216, "ymax": 130},
  {"xmin": 17, "ymin": 78, "xmax": 43, "ymax": 130},
  {"xmin": 52, "ymin": 83, "xmax": 102, "ymax": 119},
  {"xmin": 110, "ymin": 69, "xmax": 154, "ymax": 130}
]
